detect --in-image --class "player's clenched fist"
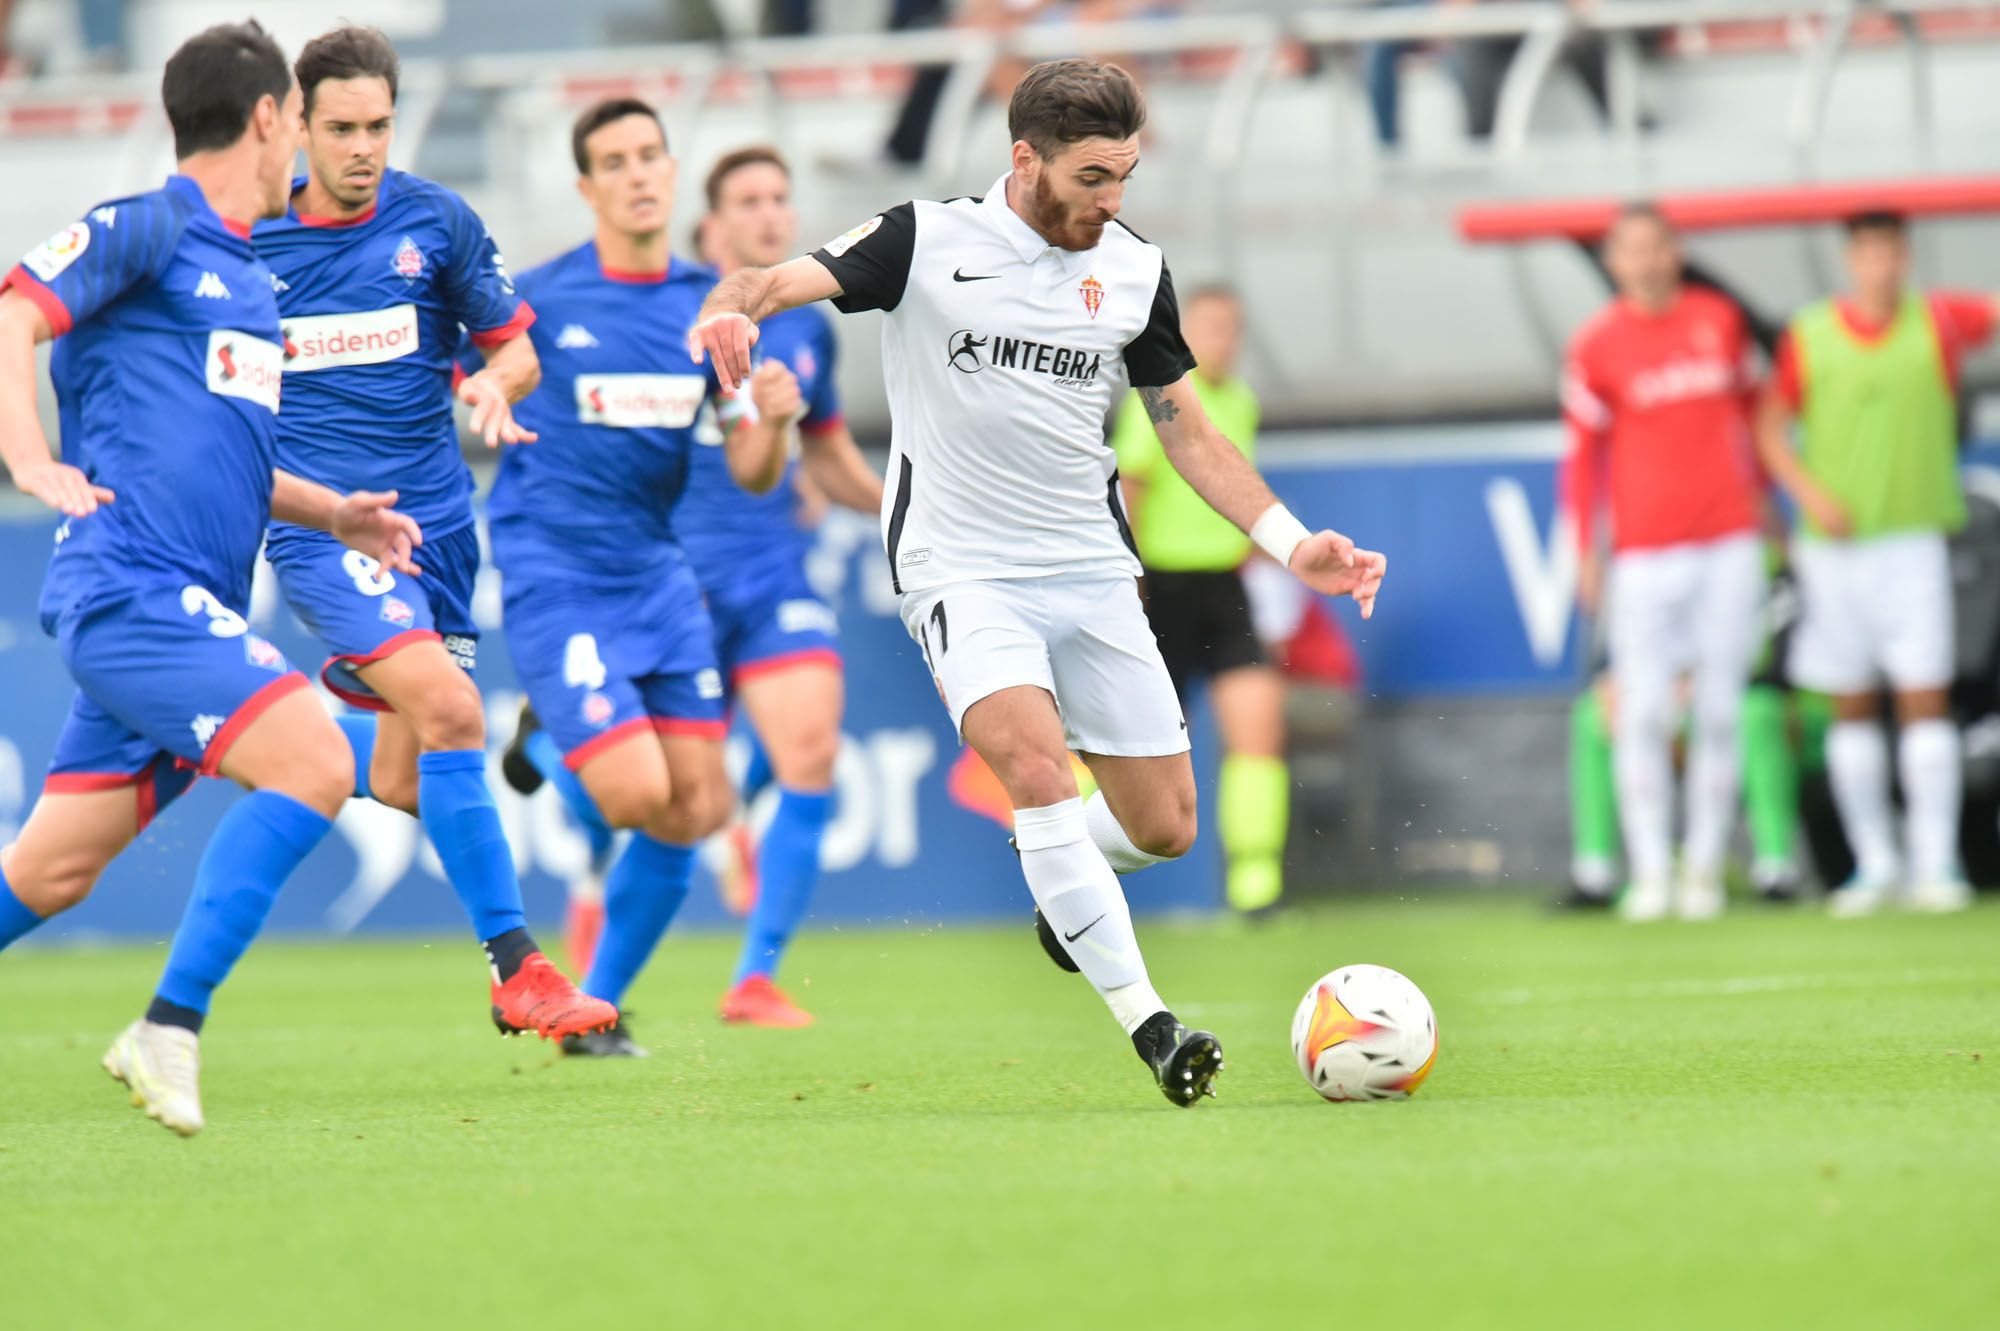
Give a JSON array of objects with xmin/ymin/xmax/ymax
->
[
  {"xmin": 15, "ymin": 458, "xmax": 115, "ymax": 518},
  {"xmin": 689, "ymin": 312, "xmax": 760, "ymax": 393},
  {"xmin": 748, "ymin": 359, "xmax": 803, "ymax": 425},
  {"xmin": 1289, "ymin": 529, "xmax": 1388, "ymax": 620}
]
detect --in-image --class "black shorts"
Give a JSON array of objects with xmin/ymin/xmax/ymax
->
[{"xmin": 1143, "ymin": 568, "xmax": 1267, "ymax": 696}]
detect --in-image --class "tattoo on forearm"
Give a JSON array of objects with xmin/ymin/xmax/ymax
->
[{"xmin": 1139, "ymin": 386, "xmax": 1179, "ymax": 425}]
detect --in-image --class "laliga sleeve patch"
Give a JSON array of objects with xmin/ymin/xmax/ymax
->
[
  {"xmin": 821, "ymin": 215, "xmax": 883, "ymax": 259},
  {"xmin": 22, "ymin": 222, "xmax": 90, "ymax": 283}
]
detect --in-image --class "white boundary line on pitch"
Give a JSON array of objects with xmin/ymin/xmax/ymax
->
[{"xmin": 1478, "ymin": 967, "xmax": 2000, "ymax": 1006}]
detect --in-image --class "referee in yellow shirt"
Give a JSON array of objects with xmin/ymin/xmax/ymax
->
[{"xmin": 1113, "ymin": 286, "xmax": 1289, "ymax": 914}]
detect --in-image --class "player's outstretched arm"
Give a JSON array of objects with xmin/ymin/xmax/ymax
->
[
  {"xmin": 690, "ymin": 257, "xmax": 844, "ymax": 392},
  {"xmin": 271, "ymin": 471, "xmax": 424, "ymax": 576},
  {"xmin": 457, "ymin": 334, "xmax": 541, "ymax": 449},
  {"xmin": 0, "ymin": 290, "xmax": 113, "ymax": 517},
  {"xmin": 800, "ymin": 423, "xmax": 884, "ymax": 516},
  {"xmin": 1148, "ymin": 375, "xmax": 1387, "ymax": 619}
]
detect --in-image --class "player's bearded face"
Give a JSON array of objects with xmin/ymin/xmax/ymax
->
[
  {"xmin": 1022, "ymin": 137, "xmax": 1138, "ymax": 251},
  {"xmin": 1604, "ymin": 216, "xmax": 1682, "ymax": 309},
  {"xmin": 303, "ymin": 76, "xmax": 395, "ymax": 210}
]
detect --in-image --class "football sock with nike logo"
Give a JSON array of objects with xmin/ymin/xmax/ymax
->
[{"xmin": 1012, "ymin": 798, "xmax": 1166, "ymax": 1035}]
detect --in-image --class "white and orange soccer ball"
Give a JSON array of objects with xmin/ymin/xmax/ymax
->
[{"xmin": 1290, "ymin": 964, "xmax": 1439, "ymax": 1102}]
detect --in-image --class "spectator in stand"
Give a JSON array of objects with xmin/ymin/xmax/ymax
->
[
  {"xmin": 1563, "ymin": 204, "xmax": 1766, "ymax": 921},
  {"xmin": 1755, "ymin": 211, "xmax": 2000, "ymax": 916}
]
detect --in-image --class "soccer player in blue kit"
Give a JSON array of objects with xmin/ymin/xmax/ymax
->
[
  {"xmin": 174, "ymin": 25, "xmax": 615, "ymax": 1042},
  {"xmin": 485, "ymin": 99, "xmax": 793, "ymax": 1056},
  {"xmin": 686, "ymin": 146, "xmax": 884, "ymax": 1028},
  {"xmin": 0, "ymin": 22, "xmax": 423, "ymax": 1135}
]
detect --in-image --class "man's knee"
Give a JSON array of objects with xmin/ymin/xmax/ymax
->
[
  {"xmin": 994, "ymin": 747, "xmax": 1076, "ymax": 809},
  {"xmin": 248, "ymin": 725, "xmax": 352, "ymax": 819},
  {"xmin": 772, "ymin": 724, "xmax": 840, "ymax": 789},
  {"xmin": 594, "ymin": 777, "xmax": 674, "ymax": 837},
  {"xmin": 1127, "ymin": 797, "xmax": 1197, "ymax": 860},
  {"xmin": 661, "ymin": 777, "xmax": 729, "ymax": 844},
  {"xmin": 405, "ymin": 676, "xmax": 486, "ymax": 752},
  {"xmin": 7, "ymin": 850, "xmax": 102, "ymax": 914}
]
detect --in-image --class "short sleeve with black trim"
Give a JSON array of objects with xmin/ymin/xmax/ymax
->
[
  {"xmin": 1123, "ymin": 262, "xmax": 1197, "ymax": 389},
  {"xmin": 812, "ymin": 202, "xmax": 916, "ymax": 314}
]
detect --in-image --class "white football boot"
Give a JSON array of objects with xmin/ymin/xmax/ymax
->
[
  {"xmin": 103, "ymin": 1020, "xmax": 204, "ymax": 1137},
  {"xmin": 1827, "ymin": 874, "xmax": 1898, "ymax": 920},
  {"xmin": 1617, "ymin": 875, "xmax": 1673, "ymax": 923},
  {"xmin": 1675, "ymin": 873, "xmax": 1726, "ymax": 922},
  {"xmin": 1905, "ymin": 878, "xmax": 1974, "ymax": 914}
]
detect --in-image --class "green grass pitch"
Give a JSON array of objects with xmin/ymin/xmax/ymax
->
[{"xmin": 2, "ymin": 897, "xmax": 1996, "ymax": 1329}]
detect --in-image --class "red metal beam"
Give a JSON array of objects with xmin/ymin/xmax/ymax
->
[{"xmin": 1458, "ymin": 175, "xmax": 2000, "ymax": 245}]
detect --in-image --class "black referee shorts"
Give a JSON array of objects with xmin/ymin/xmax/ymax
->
[{"xmin": 1143, "ymin": 568, "xmax": 1268, "ymax": 697}]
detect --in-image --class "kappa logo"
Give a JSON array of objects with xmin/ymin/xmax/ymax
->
[
  {"xmin": 392, "ymin": 235, "xmax": 425, "ymax": 279},
  {"xmin": 190, "ymin": 714, "xmax": 226, "ymax": 748},
  {"xmin": 268, "ymin": 272, "xmax": 291, "ymax": 294},
  {"xmin": 556, "ymin": 323, "xmax": 599, "ymax": 349},
  {"xmin": 91, "ymin": 207, "xmax": 117, "ymax": 229},
  {"xmin": 1079, "ymin": 274, "xmax": 1104, "ymax": 319},
  {"xmin": 194, "ymin": 271, "xmax": 231, "ymax": 300}
]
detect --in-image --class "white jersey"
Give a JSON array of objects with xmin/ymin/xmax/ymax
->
[{"xmin": 811, "ymin": 174, "xmax": 1195, "ymax": 594}]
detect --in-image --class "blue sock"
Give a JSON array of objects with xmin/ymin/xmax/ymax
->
[
  {"xmin": 336, "ymin": 713, "xmax": 376, "ymax": 801},
  {"xmin": 527, "ymin": 730, "xmax": 614, "ymax": 861},
  {"xmin": 734, "ymin": 787, "xmax": 832, "ymax": 984},
  {"xmin": 417, "ymin": 749, "xmax": 528, "ymax": 945},
  {"xmin": 0, "ymin": 872, "xmax": 45, "ymax": 950},
  {"xmin": 583, "ymin": 834, "xmax": 694, "ymax": 1006},
  {"xmin": 148, "ymin": 791, "xmax": 333, "ymax": 1030},
  {"xmin": 740, "ymin": 736, "xmax": 775, "ymax": 804}
]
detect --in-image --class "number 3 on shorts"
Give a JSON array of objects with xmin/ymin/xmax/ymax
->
[
  {"xmin": 180, "ymin": 584, "xmax": 248, "ymax": 638},
  {"xmin": 341, "ymin": 548, "xmax": 396, "ymax": 597}
]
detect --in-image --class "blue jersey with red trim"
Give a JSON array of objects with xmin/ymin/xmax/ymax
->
[
  {"xmin": 255, "ymin": 167, "xmax": 531, "ymax": 539},
  {"xmin": 483, "ymin": 242, "xmax": 731, "ymax": 589},
  {"xmin": 2, "ymin": 175, "xmax": 285, "ymax": 624},
  {"xmin": 673, "ymin": 303, "xmax": 843, "ymax": 589}
]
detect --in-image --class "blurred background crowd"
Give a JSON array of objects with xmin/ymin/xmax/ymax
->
[{"xmin": 0, "ymin": 0, "xmax": 1996, "ymax": 934}]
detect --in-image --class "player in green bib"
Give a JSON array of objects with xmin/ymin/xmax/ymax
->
[
  {"xmin": 1111, "ymin": 286, "xmax": 1288, "ymax": 913},
  {"xmin": 1755, "ymin": 210, "xmax": 1998, "ymax": 914}
]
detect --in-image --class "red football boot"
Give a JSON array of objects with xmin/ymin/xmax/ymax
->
[
  {"xmin": 491, "ymin": 953, "xmax": 618, "ymax": 1041},
  {"xmin": 718, "ymin": 975, "xmax": 814, "ymax": 1028},
  {"xmin": 565, "ymin": 895, "xmax": 605, "ymax": 977}
]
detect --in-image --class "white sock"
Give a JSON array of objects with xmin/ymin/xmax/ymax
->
[
  {"xmin": 1613, "ymin": 699, "xmax": 1675, "ymax": 885},
  {"xmin": 1681, "ymin": 707, "xmax": 1743, "ymax": 882},
  {"xmin": 1827, "ymin": 721, "xmax": 1900, "ymax": 882},
  {"xmin": 1898, "ymin": 719, "xmax": 1961, "ymax": 885},
  {"xmin": 1013, "ymin": 798, "xmax": 1165, "ymax": 1035},
  {"xmin": 1084, "ymin": 790, "xmax": 1169, "ymax": 875}
]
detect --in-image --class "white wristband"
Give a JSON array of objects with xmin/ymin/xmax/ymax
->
[{"xmin": 1250, "ymin": 503, "xmax": 1312, "ymax": 567}]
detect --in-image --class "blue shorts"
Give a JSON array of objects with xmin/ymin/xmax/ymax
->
[
  {"xmin": 503, "ymin": 561, "xmax": 726, "ymax": 770},
  {"xmin": 48, "ymin": 580, "xmax": 310, "ymax": 828},
  {"xmin": 704, "ymin": 559, "xmax": 842, "ymax": 690},
  {"xmin": 267, "ymin": 523, "xmax": 481, "ymax": 712}
]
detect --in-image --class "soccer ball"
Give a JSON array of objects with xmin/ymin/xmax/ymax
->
[{"xmin": 1290, "ymin": 964, "xmax": 1439, "ymax": 1101}]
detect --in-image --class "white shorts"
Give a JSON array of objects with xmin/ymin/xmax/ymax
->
[
  {"xmin": 1790, "ymin": 531, "xmax": 1955, "ymax": 694},
  {"xmin": 898, "ymin": 572, "xmax": 1190, "ymax": 757},
  {"xmin": 1607, "ymin": 532, "xmax": 1767, "ymax": 702}
]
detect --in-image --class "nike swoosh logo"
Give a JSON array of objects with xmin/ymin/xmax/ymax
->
[
  {"xmin": 953, "ymin": 269, "xmax": 999, "ymax": 282},
  {"xmin": 1063, "ymin": 915, "xmax": 1106, "ymax": 944}
]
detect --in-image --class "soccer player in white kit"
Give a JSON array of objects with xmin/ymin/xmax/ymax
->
[{"xmin": 690, "ymin": 58, "xmax": 1386, "ymax": 1106}]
